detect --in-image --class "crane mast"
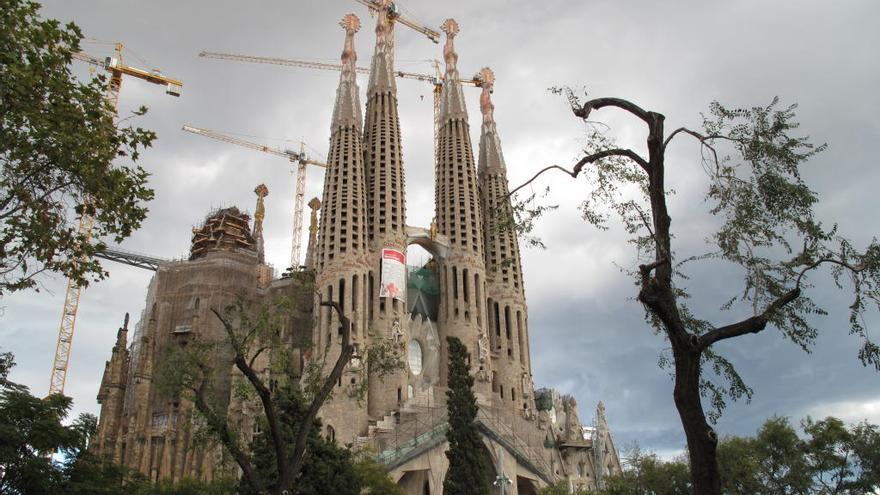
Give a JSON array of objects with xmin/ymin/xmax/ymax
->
[
  {"xmin": 49, "ymin": 43, "xmax": 182, "ymax": 397},
  {"xmin": 181, "ymin": 125, "xmax": 326, "ymax": 269}
]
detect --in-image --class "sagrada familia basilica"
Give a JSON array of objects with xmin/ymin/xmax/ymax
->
[{"xmin": 90, "ymin": 5, "xmax": 621, "ymax": 494}]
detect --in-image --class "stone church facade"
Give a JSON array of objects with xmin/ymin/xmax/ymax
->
[{"xmin": 92, "ymin": 5, "xmax": 622, "ymax": 493}]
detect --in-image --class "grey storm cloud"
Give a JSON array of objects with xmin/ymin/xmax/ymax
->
[{"xmin": 1, "ymin": 0, "xmax": 878, "ymax": 457}]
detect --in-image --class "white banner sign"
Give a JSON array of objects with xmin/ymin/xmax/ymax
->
[{"xmin": 379, "ymin": 248, "xmax": 406, "ymax": 302}]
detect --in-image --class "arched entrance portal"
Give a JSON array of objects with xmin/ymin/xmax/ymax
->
[{"xmin": 517, "ymin": 476, "xmax": 539, "ymax": 495}]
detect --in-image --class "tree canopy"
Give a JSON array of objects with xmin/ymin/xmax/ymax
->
[
  {"xmin": 0, "ymin": 0, "xmax": 155, "ymax": 295},
  {"xmin": 562, "ymin": 415, "xmax": 880, "ymax": 495},
  {"xmin": 0, "ymin": 350, "xmax": 134, "ymax": 494}
]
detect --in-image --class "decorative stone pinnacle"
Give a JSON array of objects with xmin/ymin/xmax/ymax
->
[
  {"xmin": 333, "ymin": 13, "xmax": 363, "ymax": 131},
  {"xmin": 441, "ymin": 18, "xmax": 459, "ymax": 38},
  {"xmin": 340, "ymin": 13, "xmax": 361, "ymax": 34},
  {"xmin": 340, "ymin": 13, "xmax": 360, "ymax": 70},
  {"xmin": 478, "ymin": 67, "xmax": 495, "ymax": 125},
  {"xmin": 253, "ymin": 184, "xmax": 268, "ymax": 261},
  {"xmin": 254, "ymin": 183, "xmax": 268, "ymax": 220},
  {"xmin": 254, "ymin": 183, "xmax": 269, "ymax": 198},
  {"xmin": 441, "ymin": 19, "xmax": 459, "ymax": 73},
  {"xmin": 367, "ymin": 0, "xmax": 397, "ymax": 95},
  {"xmin": 375, "ymin": 0, "xmax": 391, "ymax": 45}
]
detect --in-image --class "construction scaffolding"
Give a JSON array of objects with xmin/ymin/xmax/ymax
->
[{"xmin": 189, "ymin": 207, "xmax": 256, "ymax": 260}]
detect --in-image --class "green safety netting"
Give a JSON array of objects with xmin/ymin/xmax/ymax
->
[{"xmin": 407, "ymin": 265, "xmax": 439, "ymax": 321}]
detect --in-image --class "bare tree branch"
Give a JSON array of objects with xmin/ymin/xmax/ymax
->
[
  {"xmin": 508, "ymin": 148, "xmax": 649, "ymax": 197},
  {"xmin": 248, "ymin": 346, "xmax": 270, "ymax": 370},
  {"xmin": 699, "ymin": 288, "xmax": 801, "ymax": 349},
  {"xmin": 575, "ymin": 97, "xmax": 652, "ymax": 125}
]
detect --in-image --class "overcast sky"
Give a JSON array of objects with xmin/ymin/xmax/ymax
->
[{"xmin": 2, "ymin": 0, "xmax": 879, "ymax": 459}]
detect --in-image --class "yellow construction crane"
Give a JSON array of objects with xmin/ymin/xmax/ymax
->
[
  {"xmin": 181, "ymin": 125, "xmax": 326, "ymax": 269},
  {"xmin": 49, "ymin": 43, "xmax": 182, "ymax": 397},
  {"xmin": 353, "ymin": 0, "xmax": 441, "ymax": 43},
  {"xmin": 198, "ymin": 51, "xmax": 483, "ymax": 158}
]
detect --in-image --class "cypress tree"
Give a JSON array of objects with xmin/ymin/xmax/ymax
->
[{"xmin": 443, "ymin": 337, "xmax": 489, "ymax": 495}]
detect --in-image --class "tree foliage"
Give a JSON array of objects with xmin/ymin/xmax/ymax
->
[
  {"xmin": 443, "ymin": 336, "xmax": 490, "ymax": 495},
  {"xmin": 352, "ymin": 453, "xmax": 405, "ymax": 495},
  {"xmin": 241, "ymin": 385, "xmax": 360, "ymax": 495},
  {"xmin": 0, "ymin": 350, "xmax": 149, "ymax": 494},
  {"xmin": 512, "ymin": 90, "xmax": 880, "ymax": 494},
  {"xmin": 577, "ymin": 416, "xmax": 879, "ymax": 495},
  {"xmin": 0, "ymin": 0, "xmax": 156, "ymax": 295},
  {"xmin": 602, "ymin": 446, "xmax": 692, "ymax": 495}
]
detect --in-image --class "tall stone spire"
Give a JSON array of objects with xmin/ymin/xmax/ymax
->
[
  {"xmin": 331, "ymin": 14, "xmax": 363, "ymax": 133},
  {"xmin": 362, "ymin": 0, "xmax": 409, "ymax": 418},
  {"xmin": 252, "ymin": 184, "xmax": 268, "ymax": 263},
  {"xmin": 312, "ymin": 14, "xmax": 371, "ymax": 443},
  {"xmin": 477, "ymin": 68, "xmax": 532, "ymax": 413},
  {"xmin": 434, "ymin": 19, "xmax": 490, "ymax": 396},
  {"xmin": 363, "ymin": 0, "xmax": 406, "ymax": 251},
  {"xmin": 438, "ymin": 19, "xmax": 468, "ymax": 122},
  {"xmin": 366, "ymin": 0, "xmax": 397, "ymax": 96},
  {"xmin": 316, "ymin": 13, "xmax": 369, "ymax": 276}
]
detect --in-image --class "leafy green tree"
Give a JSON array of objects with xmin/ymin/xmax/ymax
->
[
  {"xmin": 0, "ymin": 0, "xmax": 155, "ymax": 295},
  {"xmin": 512, "ymin": 92, "xmax": 880, "ymax": 494},
  {"xmin": 443, "ymin": 336, "xmax": 489, "ymax": 495},
  {"xmin": 717, "ymin": 417, "xmax": 812, "ymax": 495},
  {"xmin": 352, "ymin": 454, "xmax": 404, "ymax": 495},
  {"xmin": 581, "ymin": 416, "xmax": 878, "ymax": 495},
  {"xmin": 133, "ymin": 478, "xmax": 236, "ymax": 495},
  {"xmin": 0, "ymin": 350, "xmax": 147, "ymax": 494},
  {"xmin": 801, "ymin": 416, "xmax": 880, "ymax": 494},
  {"xmin": 715, "ymin": 435, "xmax": 763, "ymax": 495},
  {"xmin": 242, "ymin": 385, "xmax": 359, "ymax": 495},
  {"xmin": 593, "ymin": 446, "xmax": 691, "ymax": 495}
]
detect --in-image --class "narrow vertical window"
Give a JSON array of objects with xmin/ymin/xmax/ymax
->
[
  {"xmin": 339, "ymin": 278, "xmax": 346, "ymax": 315},
  {"xmin": 475, "ymin": 273, "xmax": 482, "ymax": 326},
  {"xmin": 463, "ymin": 268, "xmax": 470, "ymax": 303}
]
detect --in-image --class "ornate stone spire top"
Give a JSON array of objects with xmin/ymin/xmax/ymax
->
[
  {"xmin": 341, "ymin": 13, "xmax": 361, "ymax": 59},
  {"xmin": 253, "ymin": 183, "xmax": 268, "ymax": 262},
  {"xmin": 332, "ymin": 14, "xmax": 363, "ymax": 132},
  {"xmin": 367, "ymin": 0, "xmax": 397, "ymax": 94},
  {"xmin": 477, "ymin": 67, "xmax": 506, "ymax": 174},
  {"xmin": 438, "ymin": 18, "xmax": 467, "ymax": 123},
  {"xmin": 441, "ymin": 19, "xmax": 460, "ymax": 73},
  {"xmin": 478, "ymin": 67, "xmax": 495, "ymax": 126}
]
